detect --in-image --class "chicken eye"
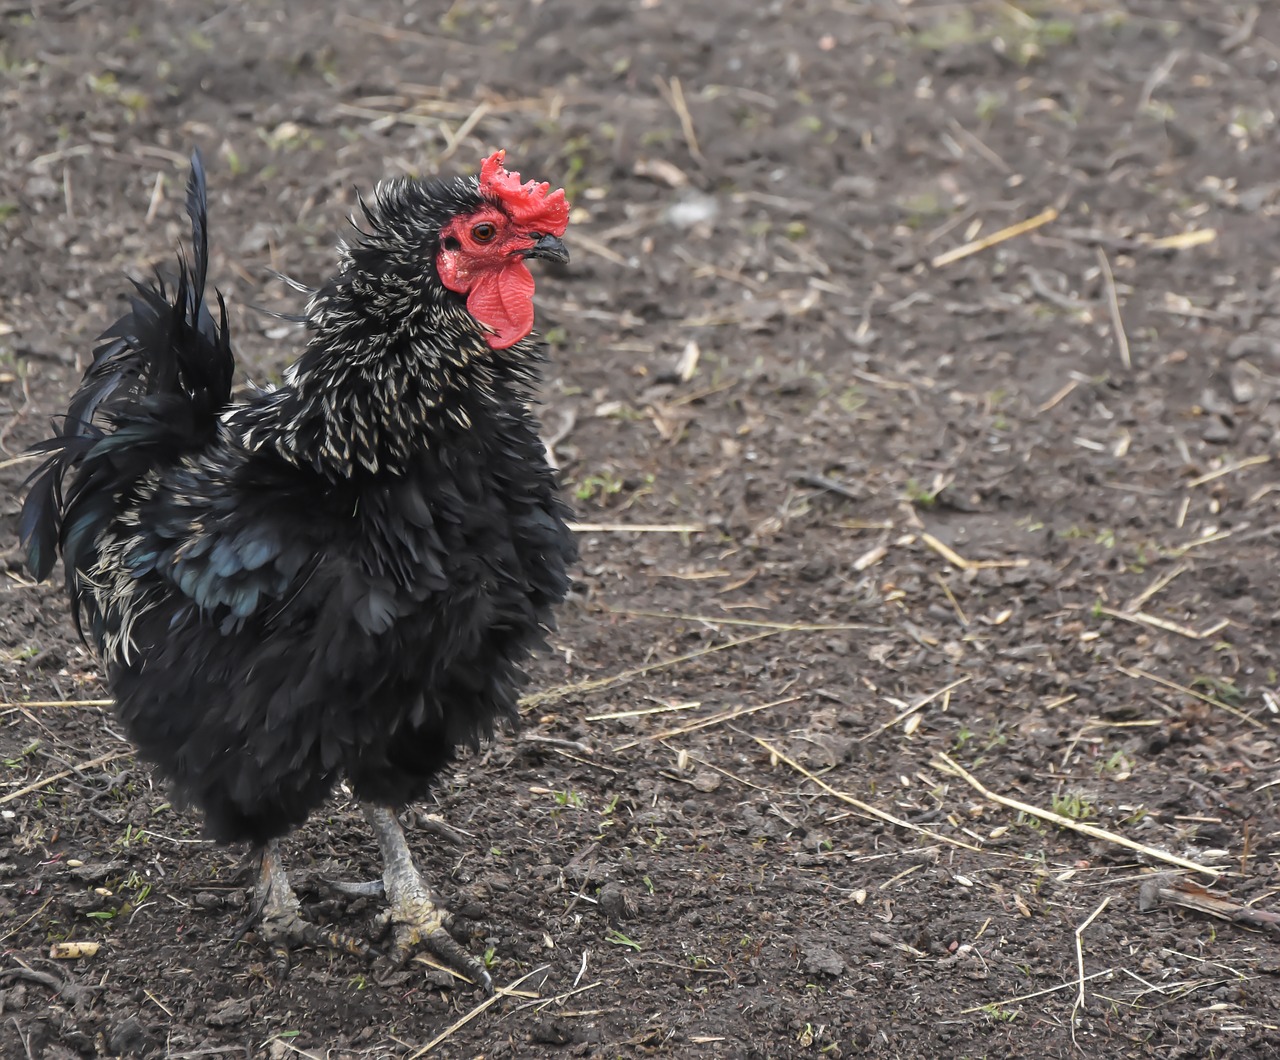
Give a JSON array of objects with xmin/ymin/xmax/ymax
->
[{"xmin": 471, "ymin": 222, "xmax": 497, "ymax": 243}]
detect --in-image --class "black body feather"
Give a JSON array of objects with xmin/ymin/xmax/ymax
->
[{"xmin": 21, "ymin": 153, "xmax": 576, "ymax": 844}]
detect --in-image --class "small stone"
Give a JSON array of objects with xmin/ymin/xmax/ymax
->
[
  {"xmin": 833, "ymin": 175, "xmax": 878, "ymax": 198},
  {"xmin": 531, "ymin": 1018, "xmax": 575, "ymax": 1045},
  {"xmin": 1229, "ymin": 365, "xmax": 1261, "ymax": 403},
  {"xmin": 597, "ymin": 881, "xmax": 634, "ymax": 923},
  {"xmin": 68, "ymin": 862, "xmax": 115, "ymax": 883},
  {"xmin": 1227, "ymin": 333, "xmax": 1280, "ymax": 361},
  {"xmin": 1201, "ymin": 418, "xmax": 1232, "ymax": 444},
  {"xmin": 665, "ymin": 192, "xmax": 719, "ymax": 229},
  {"xmin": 107, "ymin": 1017, "xmax": 152, "ymax": 1056},
  {"xmin": 206, "ymin": 997, "xmax": 253, "ymax": 1027},
  {"xmin": 802, "ymin": 942, "xmax": 845, "ymax": 976}
]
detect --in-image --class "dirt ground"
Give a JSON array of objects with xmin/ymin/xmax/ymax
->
[{"xmin": 3, "ymin": 1, "xmax": 1280, "ymax": 1057}]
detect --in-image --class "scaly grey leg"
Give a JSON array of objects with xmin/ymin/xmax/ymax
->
[{"xmin": 362, "ymin": 803, "xmax": 493, "ymax": 994}]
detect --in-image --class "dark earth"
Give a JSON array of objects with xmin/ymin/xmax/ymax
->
[{"xmin": 3, "ymin": 1, "xmax": 1280, "ymax": 1057}]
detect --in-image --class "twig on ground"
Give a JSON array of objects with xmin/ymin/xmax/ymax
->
[
  {"xmin": 946, "ymin": 117, "xmax": 1011, "ymax": 172},
  {"xmin": 408, "ymin": 967, "xmax": 546, "ymax": 1057},
  {"xmin": 0, "ymin": 962, "xmax": 104, "ymax": 1010},
  {"xmin": 655, "ymin": 76, "xmax": 705, "ymax": 167},
  {"xmin": 1097, "ymin": 606, "xmax": 1229, "ymax": 641},
  {"xmin": 0, "ymin": 898, "xmax": 52, "ymax": 945},
  {"xmin": 586, "ymin": 701, "xmax": 700, "ymax": 722},
  {"xmin": 934, "ymin": 752, "xmax": 1223, "ymax": 877},
  {"xmin": 1116, "ymin": 665, "xmax": 1266, "ymax": 731},
  {"xmin": 930, "ymin": 207, "xmax": 1057, "ymax": 268},
  {"xmin": 1095, "ymin": 246, "xmax": 1131, "ymax": 369},
  {"xmin": 919, "ymin": 532, "xmax": 1029, "ymax": 572},
  {"xmin": 859, "ymin": 677, "xmax": 971, "ymax": 743},
  {"xmin": 958, "ymin": 968, "xmax": 1114, "ymax": 1014},
  {"xmin": 570, "ymin": 232, "xmax": 634, "ymax": 268},
  {"xmin": 520, "ymin": 630, "xmax": 779, "ymax": 710},
  {"xmin": 797, "ymin": 473, "xmax": 862, "ymax": 502},
  {"xmin": 756, "ymin": 737, "xmax": 985, "ymax": 854},
  {"xmin": 665, "ymin": 744, "xmax": 777, "ymax": 793},
  {"xmin": 1220, "ymin": 5, "xmax": 1260, "ymax": 51},
  {"xmin": 438, "ymin": 101, "xmax": 490, "ymax": 162},
  {"xmin": 1034, "ymin": 378, "xmax": 1082, "ymax": 414},
  {"xmin": 1025, "ymin": 271, "xmax": 1092, "ymax": 313},
  {"xmin": 511, "ymin": 978, "xmax": 603, "ymax": 1016},
  {"xmin": 934, "ymin": 573, "xmax": 969, "ymax": 626},
  {"xmin": 614, "ymin": 696, "xmax": 800, "ymax": 752},
  {"xmin": 600, "ymin": 607, "xmax": 884, "ymax": 632},
  {"xmin": 1138, "ymin": 49, "xmax": 1183, "ymax": 110},
  {"xmin": 1123, "ymin": 564, "xmax": 1187, "ymax": 613},
  {"xmin": 1139, "ymin": 875, "xmax": 1280, "ymax": 939},
  {"xmin": 568, "ymin": 522, "xmax": 706, "ymax": 533},
  {"xmin": 518, "ymin": 733, "xmax": 592, "ymax": 754},
  {"xmin": 1186, "ymin": 455, "xmax": 1271, "ymax": 489},
  {"xmin": 1145, "ymin": 229, "xmax": 1216, "ymax": 250},
  {"xmin": 0, "ymin": 751, "xmax": 133, "ymax": 806},
  {"xmin": 144, "ymin": 170, "xmax": 165, "ymax": 223},
  {"xmin": 1071, "ymin": 896, "xmax": 1112, "ymax": 1040}
]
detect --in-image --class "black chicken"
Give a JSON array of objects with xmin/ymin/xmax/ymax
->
[{"xmin": 20, "ymin": 150, "xmax": 577, "ymax": 991}]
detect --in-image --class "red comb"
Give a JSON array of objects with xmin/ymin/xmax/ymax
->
[{"xmin": 478, "ymin": 150, "xmax": 570, "ymax": 236}]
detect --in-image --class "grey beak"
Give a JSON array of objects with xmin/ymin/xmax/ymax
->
[{"xmin": 523, "ymin": 233, "xmax": 570, "ymax": 265}]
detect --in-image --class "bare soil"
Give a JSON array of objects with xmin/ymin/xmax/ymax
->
[{"xmin": 3, "ymin": 2, "xmax": 1280, "ymax": 1057}]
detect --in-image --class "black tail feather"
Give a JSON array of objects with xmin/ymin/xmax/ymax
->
[
  {"xmin": 186, "ymin": 150, "xmax": 209, "ymax": 313},
  {"xmin": 19, "ymin": 150, "xmax": 235, "ymax": 624},
  {"xmin": 19, "ymin": 434, "xmax": 98, "ymax": 582}
]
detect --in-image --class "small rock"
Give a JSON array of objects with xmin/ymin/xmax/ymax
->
[
  {"xmin": 1236, "ymin": 183, "xmax": 1280, "ymax": 212},
  {"xmin": 665, "ymin": 191, "xmax": 719, "ymax": 229},
  {"xmin": 206, "ymin": 997, "xmax": 253, "ymax": 1027},
  {"xmin": 1227, "ymin": 333, "xmax": 1280, "ymax": 361},
  {"xmin": 530, "ymin": 1018, "xmax": 575, "ymax": 1045},
  {"xmin": 797, "ymin": 556, "xmax": 834, "ymax": 582},
  {"xmin": 832, "ymin": 174, "xmax": 877, "ymax": 198},
  {"xmin": 1229, "ymin": 364, "xmax": 1262, "ymax": 403},
  {"xmin": 597, "ymin": 881, "xmax": 634, "ymax": 923},
  {"xmin": 689, "ymin": 771, "xmax": 721, "ymax": 793},
  {"xmin": 106, "ymin": 1017, "xmax": 152, "ymax": 1055},
  {"xmin": 68, "ymin": 862, "xmax": 115, "ymax": 884},
  {"xmin": 802, "ymin": 942, "xmax": 845, "ymax": 977},
  {"xmin": 1199, "ymin": 388, "xmax": 1233, "ymax": 417},
  {"xmin": 1201, "ymin": 417, "xmax": 1232, "ymax": 444}
]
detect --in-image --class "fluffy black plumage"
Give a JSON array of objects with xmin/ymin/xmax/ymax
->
[{"xmin": 21, "ymin": 152, "xmax": 576, "ymax": 846}]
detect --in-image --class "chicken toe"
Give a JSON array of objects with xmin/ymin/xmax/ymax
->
[
  {"xmin": 252, "ymin": 839, "xmax": 372, "ymax": 973},
  {"xmin": 363, "ymin": 804, "xmax": 493, "ymax": 994}
]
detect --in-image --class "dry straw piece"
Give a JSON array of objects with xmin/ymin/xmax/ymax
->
[
  {"xmin": 934, "ymin": 752, "xmax": 1224, "ymax": 878},
  {"xmin": 930, "ymin": 207, "xmax": 1058, "ymax": 268}
]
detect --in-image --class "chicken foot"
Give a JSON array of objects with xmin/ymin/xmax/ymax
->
[
  {"xmin": 251, "ymin": 839, "xmax": 372, "ymax": 973},
  {"xmin": 362, "ymin": 803, "xmax": 494, "ymax": 994}
]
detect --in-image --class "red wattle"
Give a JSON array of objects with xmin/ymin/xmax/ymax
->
[{"xmin": 465, "ymin": 261, "xmax": 536, "ymax": 350}]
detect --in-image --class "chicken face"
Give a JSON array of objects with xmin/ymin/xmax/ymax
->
[{"xmin": 435, "ymin": 152, "xmax": 571, "ymax": 350}]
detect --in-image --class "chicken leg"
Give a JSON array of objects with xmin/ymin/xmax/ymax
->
[
  {"xmin": 252, "ymin": 839, "xmax": 371, "ymax": 970},
  {"xmin": 362, "ymin": 803, "xmax": 494, "ymax": 993}
]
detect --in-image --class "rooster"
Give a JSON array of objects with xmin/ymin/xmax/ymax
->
[{"xmin": 20, "ymin": 150, "xmax": 576, "ymax": 991}]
